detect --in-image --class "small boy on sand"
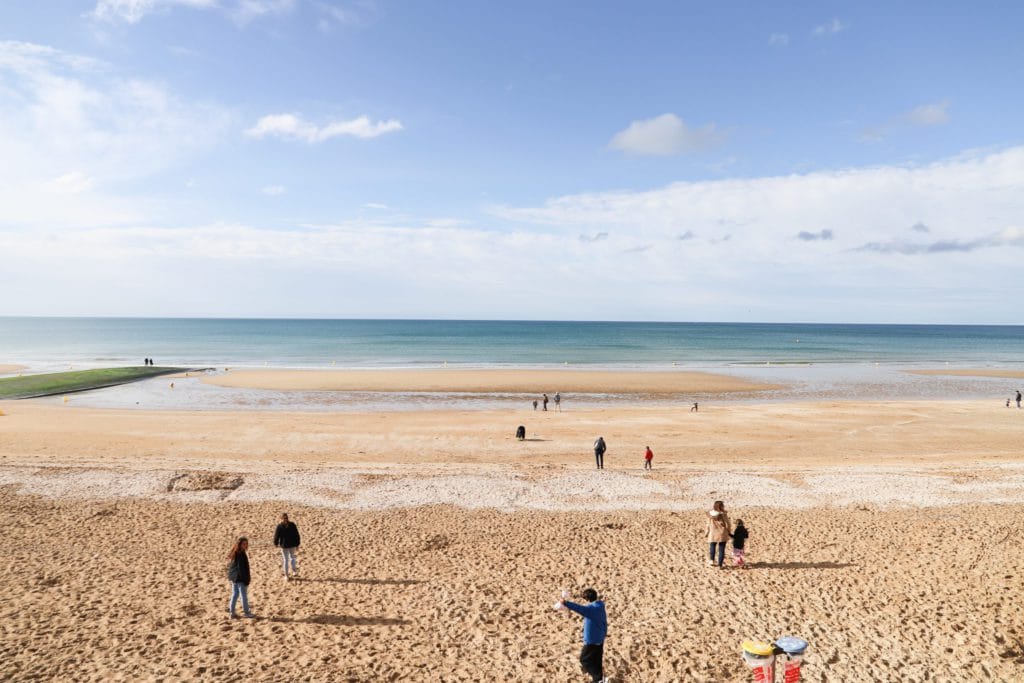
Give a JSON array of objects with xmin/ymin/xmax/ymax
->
[
  {"xmin": 558, "ymin": 588, "xmax": 608, "ymax": 683},
  {"xmin": 732, "ymin": 519, "xmax": 749, "ymax": 568}
]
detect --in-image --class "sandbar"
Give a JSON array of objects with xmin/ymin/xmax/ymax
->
[
  {"xmin": 909, "ymin": 368, "xmax": 1024, "ymax": 379},
  {"xmin": 202, "ymin": 368, "xmax": 780, "ymax": 394}
]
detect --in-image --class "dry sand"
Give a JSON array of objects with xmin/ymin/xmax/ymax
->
[
  {"xmin": 0, "ymin": 364, "xmax": 25, "ymax": 375},
  {"xmin": 2, "ymin": 388, "xmax": 1024, "ymax": 681},
  {"xmin": 202, "ymin": 368, "xmax": 780, "ymax": 394}
]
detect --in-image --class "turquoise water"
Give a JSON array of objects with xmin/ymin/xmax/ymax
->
[{"xmin": 1, "ymin": 318, "xmax": 1022, "ymax": 369}]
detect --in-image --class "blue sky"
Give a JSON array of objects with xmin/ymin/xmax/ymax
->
[{"xmin": 1, "ymin": 1, "xmax": 1022, "ymax": 322}]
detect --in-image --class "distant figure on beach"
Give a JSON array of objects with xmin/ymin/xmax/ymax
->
[
  {"xmin": 593, "ymin": 437, "xmax": 606, "ymax": 469},
  {"xmin": 273, "ymin": 513, "xmax": 301, "ymax": 581},
  {"xmin": 643, "ymin": 446, "xmax": 653, "ymax": 470},
  {"xmin": 554, "ymin": 392, "xmax": 561, "ymax": 411},
  {"xmin": 516, "ymin": 425, "xmax": 526, "ymax": 441},
  {"xmin": 533, "ymin": 400, "xmax": 538, "ymax": 411},
  {"xmin": 226, "ymin": 536, "xmax": 253, "ymax": 618},
  {"xmin": 731, "ymin": 519, "xmax": 749, "ymax": 568},
  {"xmin": 691, "ymin": 402, "xmax": 698, "ymax": 412},
  {"xmin": 543, "ymin": 393, "xmax": 549, "ymax": 411},
  {"xmin": 1017, "ymin": 390, "xmax": 1021, "ymax": 408},
  {"xmin": 558, "ymin": 588, "xmax": 608, "ymax": 683},
  {"xmin": 706, "ymin": 500, "xmax": 732, "ymax": 569}
]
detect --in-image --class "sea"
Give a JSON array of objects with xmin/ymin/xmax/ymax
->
[{"xmin": 1, "ymin": 318, "xmax": 1021, "ymax": 409}]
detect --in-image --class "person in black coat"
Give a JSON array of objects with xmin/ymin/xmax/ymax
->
[
  {"xmin": 273, "ymin": 513, "xmax": 301, "ymax": 580},
  {"xmin": 227, "ymin": 536, "xmax": 253, "ymax": 618},
  {"xmin": 593, "ymin": 437, "xmax": 607, "ymax": 469}
]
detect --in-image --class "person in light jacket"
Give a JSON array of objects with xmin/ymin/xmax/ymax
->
[{"xmin": 705, "ymin": 500, "xmax": 732, "ymax": 568}]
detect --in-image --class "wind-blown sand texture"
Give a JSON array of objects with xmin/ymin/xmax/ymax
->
[
  {"xmin": 202, "ymin": 368, "xmax": 780, "ymax": 394},
  {"xmin": 1, "ymin": 391, "xmax": 1024, "ymax": 681}
]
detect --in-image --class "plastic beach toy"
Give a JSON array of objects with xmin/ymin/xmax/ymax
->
[
  {"xmin": 774, "ymin": 636, "xmax": 809, "ymax": 683},
  {"xmin": 742, "ymin": 641, "xmax": 775, "ymax": 657},
  {"xmin": 774, "ymin": 636, "xmax": 808, "ymax": 655},
  {"xmin": 741, "ymin": 641, "xmax": 775, "ymax": 682}
]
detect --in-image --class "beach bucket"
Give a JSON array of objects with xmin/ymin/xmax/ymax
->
[
  {"xmin": 774, "ymin": 636, "xmax": 809, "ymax": 682},
  {"xmin": 741, "ymin": 640, "xmax": 775, "ymax": 682}
]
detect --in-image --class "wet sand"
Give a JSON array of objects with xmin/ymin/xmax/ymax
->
[
  {"xmin": 201, "ymin": 368, "xmax": 781, "ymax": 394},
  {"xmin": 909, "ymin": 368, "xmax": 1024, "ymax": 380}
]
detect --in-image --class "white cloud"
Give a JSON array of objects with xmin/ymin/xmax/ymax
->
[
  {"xmin": 863, "ymin": 100, "xmax": 952, "ymax": 141},
  {"xmin": 261, "ymin": 185, "xmax": 286, "ymax": 196},
  {"xmin": 45, "ymin": 171, "xmax": 95, "ymax": 194},
  {"xmin": 813, "ymin": 18, "xmax": 847, "ymax": 36},
  {"xmin": 362, "ymin": 202, "xmax": 389, "ymax": 210},
  {"xmin": 769, "ymin": 33, "xmax": 789, "ymax": 46},
  {"xmin": 608, "ymin": 113, "xmax": 722, "ymax": 156},
  {"xmin": 90, "ymin": 0, "xmax": 294, "ymax": 24},
  {"xmin": 91, "ymin": 0, "xmax": 218, "ymax": 24},
  {"xmin": 905, "ymin": 100, "xmax": 950, "ymax": 126},
  {"xmin": 232, "ymin": 0, "xmax": 296, "ymax": 24},
  {"xmin": 0, "ymin": 41, "xmax": 230, "ymax": 229},
  {"xmin": 245, "ymin": 113, "xmax": 403, "ymax": 143},
  {"xmin": 315, "ymin": 0, "xmax": 377, "ymax": 32}
]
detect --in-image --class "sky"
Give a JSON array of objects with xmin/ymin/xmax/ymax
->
[{"xmin": 0, "ymin": 1, "xmax": 1022, "ymax": 323}]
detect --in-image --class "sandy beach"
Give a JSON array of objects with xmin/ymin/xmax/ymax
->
[
  {"xmin": 202, "ymin": 368, "xmax": 781, "ymax": 394},
  {"xmin": 1, "ymin": 371, "xmax": 1023, "ymax": 681}
]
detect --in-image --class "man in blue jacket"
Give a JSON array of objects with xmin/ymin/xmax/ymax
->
[{"xmin": 560, "ymin": 588, "xmax": 608, "ymax": 683}]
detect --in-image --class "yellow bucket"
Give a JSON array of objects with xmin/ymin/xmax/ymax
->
[{"xmin": 742, "ymin": 640, "xmax": 774, "ymax": 657}]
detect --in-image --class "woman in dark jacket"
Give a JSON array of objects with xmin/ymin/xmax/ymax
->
[{"xmin": 227, "ymin": 536, "xmax": 253, "ymax": 618}]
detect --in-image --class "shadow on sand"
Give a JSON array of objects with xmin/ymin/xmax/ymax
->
[
  {"xmin": 266, "ymin": 614, "xmax": 409, "ymax": 627},
  {"xmin": 746, "ymin": 561, "xmax": 856, "ymax": 570},
  {"xmin": 301, "ymin": 577, "xmax": 424, "ymax": 586}
]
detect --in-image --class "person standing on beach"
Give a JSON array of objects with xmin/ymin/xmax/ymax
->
[
  {"xmin": 273, "ymin": 513, "xmax": 301, "ymax": 581},
  {"xmin": 543, "ymin": 393, "xmax": 549, "ymax": 411},
  {"xmin": 226, "ymin": 536, "xmax": 253, "ymax": 618},
  {"xmin": 731, "ymin": 519, "xmax": 749, "ymax": 568},
  {"xmin": 705, "ymin": 501, "xmax": 732, "ymax": 569},
  {"xmin": 643, "ymin": 446, "xmax": 653, "ymax": 470},
  {"xmin": 558, "ymin": 588, "xmax": 608, "ymax": 683},
  {"xmin": 1017, "ymin": 390, "xmax": 1021, "ymax": 408},
  {"xmin": 594, "ymin": 437, "xmax": 607, "ymax": 469},
  {"xmin": 554, "ymin": 392, "xmax": 561, "ymax": 411}
]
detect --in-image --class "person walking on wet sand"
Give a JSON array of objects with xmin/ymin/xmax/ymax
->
[
  {"xmin": 643, "ymin": 446, "xmax": 653, "ymax": 470},
  {"xmin": 226, "ymin": 536, "xmax": 253, "ymax": 618},
  {"xmin": 558, "ymin": 588, "xmax": 608, "ymax": 683},
  {"xmin": 1017, "ymin": 390, "xmax": 1022, "ymax": 408},
  {"xmin": 273, "ymin": 513, "xmax": 301, "ymax": 581},
  {"xmin": 554, "ymin": 392, "xmax": 561, "ymax": 411},
  {"xmin": 594, "ymin": 436, "xmax": 607, "ymax": 469},
  {"xmin": 543, "ymin": 393, "xmax": 549, "ymax": 411},
  {"xmin": 705, "ymin": 500, "xmax": 732, "ymax": 569}
]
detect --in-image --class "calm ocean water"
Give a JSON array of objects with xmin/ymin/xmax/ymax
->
[{"xmin": 1, "ymin": 317, "xmax": 1022, "ymax": 369}]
